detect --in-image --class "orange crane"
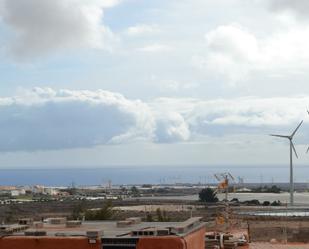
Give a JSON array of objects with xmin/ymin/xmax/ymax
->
[
  {"xmin": 214, "ymin": 172, "xmax": 235, "ymax": 201},
  {"xmin": 214, "ymin": 172, "xmax": 235, "ymax": 232}
]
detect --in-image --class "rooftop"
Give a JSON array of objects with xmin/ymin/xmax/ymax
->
[{"xmin": 1, "ymin": 217, "xmax": 204, "ymax": 238}]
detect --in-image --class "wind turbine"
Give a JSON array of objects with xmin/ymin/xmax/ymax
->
[{"xmin": 270, "ymin": 120, "xmax": 303, "ymax": 205}]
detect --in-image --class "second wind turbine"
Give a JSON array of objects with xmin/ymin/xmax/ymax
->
[{"xmin": 270, "ymin": 120, "xmax": 303, "ymax": 206}]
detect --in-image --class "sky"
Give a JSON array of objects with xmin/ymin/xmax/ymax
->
[{"xmin": 0, "ymin": 0, "xmax": 309, "ymax": 167}]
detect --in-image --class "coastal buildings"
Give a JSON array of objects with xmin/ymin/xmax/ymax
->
[{"xmin": 0, "ymin": 186, "xmax": 26, "ymax": 197}]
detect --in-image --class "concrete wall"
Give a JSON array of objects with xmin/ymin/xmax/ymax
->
[
  {"xmin": 183, "ymin": 225, "xmax": 206, "ymax": 249},
  {"xmin": 0, "ymin": 236, "xmax": 101, "ymax": 249},
  {"xmin": 137, "ymin": 236, "xmax": 185, "ymax": 249},
  {"xmin": 137, "ymin": 225, "xmax": 205, "ymax": 249},
  {"xmin": 249, "ymin": 221, "xmax": 309, "ymax": 243}
]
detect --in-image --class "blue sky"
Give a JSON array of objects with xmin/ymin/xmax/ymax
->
[{"xmin": 0, "ymin": 0, "xmax": 309, "ymax": 167}]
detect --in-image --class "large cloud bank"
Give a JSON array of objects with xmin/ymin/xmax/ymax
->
[
  {"xmin": 0, "ymin": 88, "xmax": 308, "ymax": 151},
  {"xmin": 0, "ymin": 88, "xmax": 190, "ymax": 151}
]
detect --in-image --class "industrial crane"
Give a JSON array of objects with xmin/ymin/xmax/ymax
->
[{"xmin": 214, "ymin": 172, "xmax": 235, "ymax": 201}]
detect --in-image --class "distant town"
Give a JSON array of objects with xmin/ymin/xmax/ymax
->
[{"xmin": 0, "ymin": 181, "xmax": 304, "ymax": 206}]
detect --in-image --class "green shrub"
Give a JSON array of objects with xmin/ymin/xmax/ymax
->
[{"xmin": 198, "ymin": 188, "xmax": 218, "ymax": 203}]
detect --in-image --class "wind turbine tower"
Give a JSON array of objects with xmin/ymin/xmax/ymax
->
[{"xmin": 270, "ymin": 120, "xmax": 303, "ymax": 205}]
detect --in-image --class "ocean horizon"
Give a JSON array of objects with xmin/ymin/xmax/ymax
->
[{"xmin": 0, "ymin": 165, "xmax": 309, "ymax": 186}]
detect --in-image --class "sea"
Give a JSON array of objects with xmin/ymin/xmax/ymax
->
[{"xmin": 1, "ymin": 165, "xmax": 309, "ymax": 186}]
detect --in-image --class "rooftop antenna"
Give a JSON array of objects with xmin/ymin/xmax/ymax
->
[{"xmin": 270, "ymin": 120, "xmax": 303, "ymax": 205}]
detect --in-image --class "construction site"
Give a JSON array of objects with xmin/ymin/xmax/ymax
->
[
  {"xmin": 4, "ymin": 206, "xmax": 309, "ymax": 249},
  {"xmin": 3, "ymin": 169, "xmax": 309, "ymax": 249}
]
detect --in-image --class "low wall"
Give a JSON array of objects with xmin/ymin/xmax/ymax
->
[
  {"xmin": 183, "ymin": 225, "xmax": 206, "ymax": 249},
  {"xmin": 249, "ymin": 220, "xmax": 309, "ymax": 243},
  {"xmin": 137, "ymin": 236, "xmax": 185, "ymax": 249},
  {"xmin": 0, "ymin": 236, "xmax": 101, "ymax": 249},
  {"xmin": 136, "ymin": 224, "xmax": 205, "ymax": 249}
]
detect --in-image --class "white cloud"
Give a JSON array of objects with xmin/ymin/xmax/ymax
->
[
  {"xmin": 149, "ymin": 77, "xmax": 199, "ymax": 93},
  {"xmin": 0, "ymin": 88, "xmax": 154, "ymax": 151},
  {"xmin": 150, "ymin": 95, "xmax": 309, "ymax": 141},
  {"xmin": 154, "ymin": 112, "xmax": 190, "ymax": 143},
  {"xmin": 0, "ymin": 88, "xmax": 309, "ymax": 152},
  {"xmin": 269, "ymin": 0, "xmax": 309, "ymax": 18},
  {"xmin": 137, "ymin": 44, "xmax": 170, "ymax": 53},
  {"xmin": 126, "ymin": 24, "xmax": 160, "ymax": 36},
  {"xmin": 0, "ymin": 0, "xmax": 119, "ymax": 59},
  {"xmin": 201, "ymin": 24, "xmax": 259, "ymax": 85},
  {"xmin": 0, "ymin": 88, "xmax": 198, "ymax": 151},
  {"xmin": 196, "ymin": 23, "xmax": 309, "ymax": 85},
  {"xmin": 205, "ymin": 25, "xmax": 259, "ymax": 62}
]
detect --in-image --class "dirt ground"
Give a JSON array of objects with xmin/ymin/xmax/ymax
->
[{"xmin": 248, "ymin": 243, "xmax": 309, "ymax": 249}]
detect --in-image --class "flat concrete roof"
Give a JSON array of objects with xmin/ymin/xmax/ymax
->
[{"xmin": 6, "ymin": 218, "xmax": 204, "ymax": 238}]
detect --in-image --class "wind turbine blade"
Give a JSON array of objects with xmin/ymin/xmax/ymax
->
[
  {"xmin": 306, "ymin": 146, "xmax": 309, "ymax": 154},
  {"xmin": 307, "ymin": 110, "xmax": 309, "ymax": 115},
  {"xmin": 291, "ymin": 142, "xmax": 298, "ymax": 158},
  {"xmin": 291, "ymin": 120, "xmax": 303, "ymax": 138},
  {"xmin": 269, "ymin": 134, "xmax": 290, "ymax": 139}
]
